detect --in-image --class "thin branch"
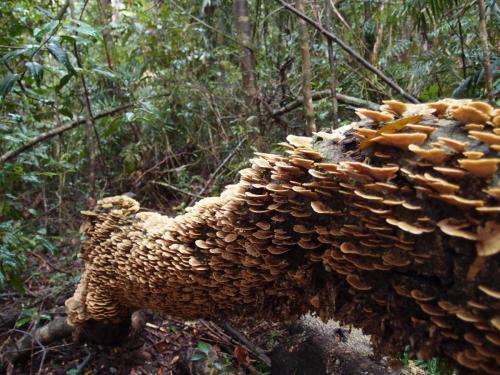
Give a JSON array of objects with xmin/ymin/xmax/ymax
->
[
  {"xmin": 1, "ymin": 320, "xmax": 73, "ymax": 366},
  {"xmin": 150, "ymin": 181, "xmax": 205, "ymax": 199},
  {"xmin": 28, "ymin": 251, "xmax": 74, "ymax": 276},
  {"xmin": 274, "ymin": 0, "xmax": 419, "ymax": 103},
  {"xmin": 223, "ymin": 323, "xmax": 272, "ymax": 367},
  {"xmin": 261, "ymin": 96, "xmax": 291, "ymax": 128},
  {"xmin": 272, "ymin": 91, "xmax": 379, "ymax": 117},
  {"xmin": 0, "ymin": 104, "xmax": 132, "ymax": 164},
  {"xmin": 188, "ymin": 136, "xmax": 249, "ymax": 206}
]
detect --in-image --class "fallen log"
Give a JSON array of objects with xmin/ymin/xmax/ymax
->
[{"xmin": 65, "ymin": 99, "xmax": 499, "ymax": 374}]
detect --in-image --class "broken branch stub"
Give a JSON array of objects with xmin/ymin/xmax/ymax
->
[{"xmin": 67, "ymin": 99, "xmax": 500, "ymax": 374}]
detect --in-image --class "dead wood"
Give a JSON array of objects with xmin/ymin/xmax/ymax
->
[{"xmin": 1, "ymin": 317, "xmax": 73, "ymax": 366}]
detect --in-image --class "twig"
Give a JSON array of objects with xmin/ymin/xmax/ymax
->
[
  {"xmin": 28, "ymin": 250, "xmax": 74, "ymax": 276},
  {"xmin": 9, "ymin": 329, "xmax": 47, "ymax": 375},
  {"xmin": 274, "ymin": 0, "xmax": 419, "ymax": 103},
  {"xmin": 73, "ymin": 349, "xmax": 91, "ymax": 374},
  {"xmin": 223, "ymin": 323, "xmax": 271, "ymax": 367},
  {"xmin": 0, "ymin": 104, "xmax": 132, "ymax": 164},
  {"xmin": 273, "ymin": 90, "xmax": 379, "ymax": 117},
  {"xmin": 1, "ymin": 318, "xmax": 73, "ymax": 366},
  {"xmin": 261, "ymin": 97, "xmax": 291, "ymax": 128},
  {"xmin": 150, "ymin": 181, "xmax": 205, "ymax": 199},
  {"xmin": 0, "ymin": 293, "xmax": 18, "ymax": 299},
  {"xmin": 188, "ymin": 136, "xmax": 249, "ymax": 206}
]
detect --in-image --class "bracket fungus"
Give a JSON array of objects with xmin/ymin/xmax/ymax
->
[{"xmin": 67, "ymin": 99, "xmax": 499, "ymax": 374}]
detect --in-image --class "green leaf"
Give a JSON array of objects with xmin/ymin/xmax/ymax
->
[
  {"xmin": 67, "ymin": 20, "xmax": 102, "ymax": 41},
  {"xmin": 93, "ymin": 68, "xmax": 116, "ymax": 80},
  {"xmin": 197, "ymin": 341, "xmax": 211, "ymax": 354},
  {"xmin": 0, "ymin": 74, "xmax": 20, "ymax": 100},
  {"xmin": 0, "ymin": 45, "xmax": 38, "ymax": 63},
  {"xmin": 47, "ymin": 41, "xmax": 75, "ymax": 73},
  {"xmin": 103, "ymin": 117, "xmax": 122, "ymax": 137},
  {"xmin": 15, "ymin": 316, "xmax": 31, "ymax": 328},
  {"xmin": 56, "ymin": 73, "xmax": 74, "ymax": 92},
  {"xmin": 191, "ymin": 352, "xmax": 205, "ymax": 361},
  {"xmin": 39, "ymin": 313, "xmax": 52, "ymax": 321},
  {"xmin": 25, "ymin": 62, "xmax": 44, "ymax": 85},
  {"xmin": 59, "ymin": 107, "xmax": 73, "ymax": 118},
  {"xmin": 9, "ymin": 271, "xmax": 24, "ymax": 294},
  {"xmin": 34, "ymin": 20, "xmax": 59, "ymax": 41}
]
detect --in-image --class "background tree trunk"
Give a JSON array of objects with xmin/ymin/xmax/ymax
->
[
  {"xmin": 477, "ymin": 0, "xmax": 494, "ymax": 104},
  {"xmin": 370, "ymin": 4, "xmax": 384, "ymax": 64},
  {"xmin": 234, "ymin": 0, "xmax": 258, "ymax": 109},
  {"xmin": 324, "ymin": 0, "xmax": 338, "ymax": 128},
  {"xmin": 295, "ymin": 0, "xmax": 316, "ymax": 135}
]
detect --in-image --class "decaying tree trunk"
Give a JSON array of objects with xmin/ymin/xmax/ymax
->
[{"xmin": 66, "ymin": 99, "xmax": 500, "ymax": 374}]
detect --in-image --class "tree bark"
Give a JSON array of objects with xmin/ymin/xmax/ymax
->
[
  {"xmin": 234, "ymin": 0, "xmax": 258, "ymax": 109},
  {"xmin": 295, "ymin": 0, "xmax": 316, "ymax": 135},
  {"xmin": 477, "ymin": 0, "xmax": 494, "ymax": 104},
  {"xmin": 324, "ymin": 0, "xmax": 338, "ymax": 128},
  {"xmin": 370, "ymin": 4, "xmax": 384, "ymax": 64}
]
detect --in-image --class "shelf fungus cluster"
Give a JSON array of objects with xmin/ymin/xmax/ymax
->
[{"xmin": 66, "ymin": 99, "xmax": 499, "ymax": 374}]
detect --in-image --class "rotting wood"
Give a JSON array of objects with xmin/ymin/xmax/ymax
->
[
  {"xmin": 1, "ymin": 318, "xmax": 73, "ymax": 365},
  {"xmin": 65, "ymin": 99, "xmax": 500, "ymax": 374}
]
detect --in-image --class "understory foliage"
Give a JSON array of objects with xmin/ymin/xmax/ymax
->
[{"xmin": 0, "ymin": 0, "xmax": 498, "ymax": 292}]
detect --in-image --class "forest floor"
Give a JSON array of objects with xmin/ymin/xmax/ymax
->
[{"xmin": 0, "ymin": 240, "xmax": 431, "ymax": 375}]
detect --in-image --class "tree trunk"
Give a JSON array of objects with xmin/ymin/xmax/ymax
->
[
  {"xmin": 477, "ymin": 0, "xmax": 494, "ymax": 104},
  {"xmin": 295, "ymin": 0, "xmax": 316, "ymax": 135},
  {"xmin": 66, "ymin": 99, "xmax": 500, "ymax": 374},
  {"xmin": 323, "ymin": 0, "xmax": 338, "ymax": 128},
  {"xmin": 97, "ymin": 0, "xmax": 124, "ymax": 101},
  {"xmin": 369, "ymin": 4, "xmax": 384, "ymax": 64},
  {"xmin": 234, "ymin": 0, "xmax": 258, "ymax": 109},
  {"xmin": 362, "ymin": 0, "xmax": 372, "ymax": 60}
]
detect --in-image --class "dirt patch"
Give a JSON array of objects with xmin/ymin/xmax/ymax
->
[{"xmin": 270, "ymin": 315, "xmax": 429, "ymax": 375}]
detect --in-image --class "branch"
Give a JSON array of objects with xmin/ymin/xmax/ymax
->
[
  {"xmin": 272, "ymin": 90, "xmax": 379, "ymax": 117},
  {"xmin": 28, "ymin": 250, "xmax": 74, "ymax": 276},
  {"xmin": 274, "ymin": 0, "xmax": 419, "ymax": 104},
  {"xmin": 1, "ymin": 319, "xmax": 73, "ymax": 366},
  {"xmin": 0, "ymin": 104, "xmax": 132, "ymax": 165},
  {"xmin": 188, "ymin": 136, "xmax": 249, "ymax": 206},
  {"xmin": 150, "ymin": 180, "xmax": 205, "ymax": 199},
  {"xmin": 223, "ymin": 323, "xmax": 272, "ymax": 367}
]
